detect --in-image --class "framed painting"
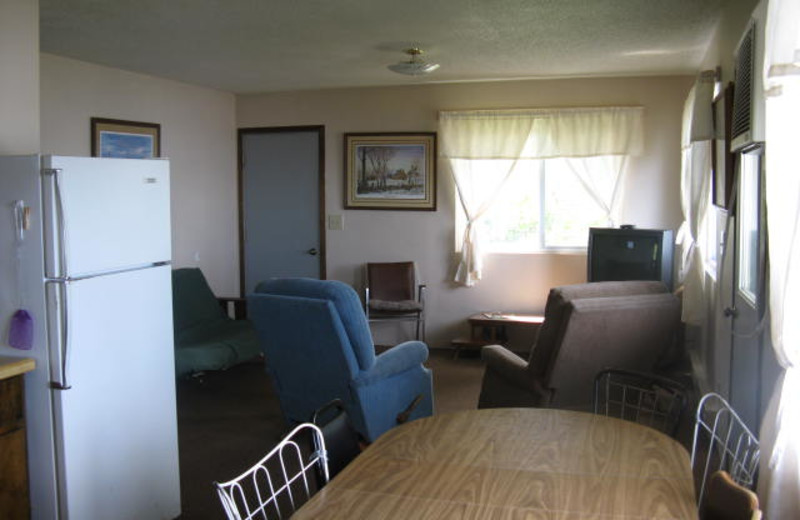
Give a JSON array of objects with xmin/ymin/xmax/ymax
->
[
  {"xmin": 344, "ymin": 132, "xmax": 437, "ymax": 210},
  {"xmin": 91, "ymin": 117, "xmax": 161, "ymax": 158},
  {"xmin": 712, "ymin": 83, "xmax": 735, "ymax": 209}
]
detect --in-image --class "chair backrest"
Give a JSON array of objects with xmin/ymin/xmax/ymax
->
[
  {"xmin": 692, "ymin": 393, "xmax": 760, "ymax": 509},
  {"xmin": 701, "ymin": 470, "xmax": 762, "ymax": 520},
  {"xmin": 528, "ymin": 281, "xmax": 669, "ymax": 378},
  {"xmin": 593, "ymin": 368, "xmax": 688, "ymax": 437},
  {"xmin": 311, "ymin": 399, "xmax": 362, "ymax": 479},
  {"xmin": 366, "ymin": 262, "xmax": 416, "ymax": 301},
  {"xmin": 172, "ymin": 268, "xmax": 227, "ymax": 335},
  {"xmin": 215, "ymin": 423, "xmax": 329, "ymax": 520}
]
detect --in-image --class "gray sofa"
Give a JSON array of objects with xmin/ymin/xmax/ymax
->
[{"xmin": 478, "ymin": 281, "xmax": 681, "ymax": 411}]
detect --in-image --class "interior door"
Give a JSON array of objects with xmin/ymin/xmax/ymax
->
[
  {"xmin": 727, "ymin": 145, "xmax": 766, "ymax": 430},
  {"xmin": 239, "ymin": 127, "xmax": 325, "ymax": 294}
]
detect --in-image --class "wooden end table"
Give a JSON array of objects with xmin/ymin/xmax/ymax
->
[{"xmin": 451, "ymin": 312, "xmax": 544, "ymax": 359}]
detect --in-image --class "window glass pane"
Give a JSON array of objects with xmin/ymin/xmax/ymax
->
[
  {"xmin": 479, "ymin": 161, "xmax": 541, "ymax": 252},
  {"xmin": 737, "ymin": 152, "xmax": 761, "ymax": 304},
  {"xmin": 543, "ymin": 159, "xmax": 609, "ymax": 248},
  {"xmin": 455, "ymin": 157, "xmax": 615, "ymax": 253}
]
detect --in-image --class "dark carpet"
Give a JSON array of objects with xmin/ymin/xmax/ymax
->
[{"xmin": 176, "ymin": 349, "xmax": 484, "ymax": 519}]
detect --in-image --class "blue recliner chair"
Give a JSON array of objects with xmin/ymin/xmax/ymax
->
[{"xmin": 248, "ymin": 278, "xmax": 434, "ymax": 442}]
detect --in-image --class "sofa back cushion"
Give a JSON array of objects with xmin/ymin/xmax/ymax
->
[{"xmin": 172, "ymin": 268, "xmax": 226, "ymax": 337}]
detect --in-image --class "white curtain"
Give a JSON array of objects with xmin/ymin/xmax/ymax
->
[
  {"xmin": 440, "ymin": 107, "xmax": 644, "ymax": 286},
  {"xmin": 565, "ymin": 155, "xmax": 627, "ymax": 226},
  {"xmin": 758, "ymin": 0, "xmax": 800, "ymax": 517},
  {"xmin": 677, "ymin": 74, "xmax": 715, "ymax": 324}
]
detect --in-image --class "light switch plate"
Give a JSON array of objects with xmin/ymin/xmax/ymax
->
[{"xmin": 328, "ymin": 214, "xmax": 344, "ymax": 230}]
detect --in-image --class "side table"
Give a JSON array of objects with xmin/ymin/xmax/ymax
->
[{"xmin": 452, "ymin": 313, "xmax": 544, "ymax": 359}]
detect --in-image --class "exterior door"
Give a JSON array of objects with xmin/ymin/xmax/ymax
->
[
  {"xmin": 239, "ymin": 126, "xmax": 325, "ymax": 294},
  {"xmin": 727, "ymin": 145, "xmax": 766, "ymax": 430}
]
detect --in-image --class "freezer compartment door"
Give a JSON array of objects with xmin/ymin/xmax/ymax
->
[
  {"xmin": 51, "ymin": 265, "xmax": 181, "ymax": 519},
  {"xmin": 43, "ymin": 156, "xmax": 171, "ymax": 278}
]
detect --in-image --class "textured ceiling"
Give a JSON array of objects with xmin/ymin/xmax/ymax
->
[{"xmin": 40, "ymin": 0, "xmax": 728, "ymax": 94}]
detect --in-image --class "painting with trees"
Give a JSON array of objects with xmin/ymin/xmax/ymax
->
[{"xmin": 345, "ymin": 133, "xmax": 437, "ymax": 210}]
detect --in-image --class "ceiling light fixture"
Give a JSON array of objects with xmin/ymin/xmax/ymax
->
[{"xmin": 387, "ymin": 47, "xmax": 440, "ymax": 76}]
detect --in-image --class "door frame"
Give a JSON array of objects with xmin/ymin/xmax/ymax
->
[{"xmin": 237, "ymin": 125, "xmax": 327, "ymax": 295}]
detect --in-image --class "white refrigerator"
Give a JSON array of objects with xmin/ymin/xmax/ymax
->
[{"xmin": 0, "ymin": 155, "xmax": 181, "ymax": 519}]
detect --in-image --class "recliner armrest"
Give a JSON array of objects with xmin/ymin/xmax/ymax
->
[
  {"xmin": 482, "ymin": 344, "xmax": 549, "ymax": 396},
  {"xmin": 353, "ymin": 341, "xmax": 428, "ymax": 387}
]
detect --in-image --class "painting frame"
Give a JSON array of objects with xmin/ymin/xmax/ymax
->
[
  {"xmin": 344, "ymin": 132, "xmax": 437, "ymax": 211},
  {"xmin": 91, "ymin": 117, "xmax": 161, "ymax": 159},
  {"xmin": 712, "ymin": 83, "xmax": 735, "ymax": 209}
]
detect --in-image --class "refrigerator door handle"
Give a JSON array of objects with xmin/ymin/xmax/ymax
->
[
  {"xmin": 42, "ymin": 167, "xmax": 67, "ymax": 278},
  {"xmin": 45, "ymin": 279, "xmax": 72, "ymax": 390}
]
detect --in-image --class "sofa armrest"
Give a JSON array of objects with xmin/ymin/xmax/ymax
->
[
  {"xmin": 217, "ymin": 296, "xmax": 247, "ymax": 320},
  {"xmin": 353, "ymin": 341, "xmax": 428, "ymax": 387}
]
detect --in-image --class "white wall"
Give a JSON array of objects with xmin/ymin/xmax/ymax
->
[
  {"xmin": 237, "ymin": 76, "xmax": 692, "ymax": 349},
  {"xmin": 40, "ymin": 54, "xmax": 239, "ymax": 295},
  {"xmin": 0, "ymin": 0, "xmax": 39, "ymax": 153}
]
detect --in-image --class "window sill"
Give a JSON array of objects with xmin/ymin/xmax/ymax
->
[{"xmin": 485, "ymin": 249, "xmax": 588, "ymax": 256}]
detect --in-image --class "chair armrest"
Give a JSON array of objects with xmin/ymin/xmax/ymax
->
[
  {"xmin": 353, "ymin": 341, "xmax": 428, "ymax": 387},
  {"xmin": 217, "ymin": 297, "xmax": 247, "ymax": 320}
]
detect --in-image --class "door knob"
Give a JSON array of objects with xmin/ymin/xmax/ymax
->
[
  {"xmin": 306, "ymin": 248, "xmax": 318, "ymax": 256},
  {"xmin": 723, "ymin": 306, "xmax": 737, "ymax": 318}
]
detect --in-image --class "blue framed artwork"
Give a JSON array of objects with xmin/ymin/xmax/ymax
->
[{"xmin": 91, "ymin": 117, "xmax": 161, "ymax": 158}]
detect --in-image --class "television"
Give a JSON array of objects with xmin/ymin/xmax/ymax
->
[{"xmin": 588, "ymin": 227, "xmax": 674, "ymax": 289}]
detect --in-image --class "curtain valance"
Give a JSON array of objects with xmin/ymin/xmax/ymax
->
[{"xmin": 439, "ymin": 106, "xmax": 645, "ymax": 160}]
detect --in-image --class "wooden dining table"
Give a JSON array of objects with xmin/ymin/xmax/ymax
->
[{"xmin": 293, "ymin": 408, "xmax": 697, "ymax": 519}]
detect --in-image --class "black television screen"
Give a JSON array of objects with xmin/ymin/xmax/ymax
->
[{"xmin": 588, "ymin": 228, "xmax": 674, "ymax": 289}]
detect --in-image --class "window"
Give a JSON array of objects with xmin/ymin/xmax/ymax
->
[
  {"xmin": 737, "ymin": 150, "xmax": 762, "ymax": 305},
  {"xmin": 440, "ymin": 106, "xmax": 643, "ymax": 286},
  {"xmin": 456, "ymin": 157, "xmax": 613, "ymax": 252}
]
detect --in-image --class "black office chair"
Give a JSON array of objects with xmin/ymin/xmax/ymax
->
[
  {"xmin": 593, "ymin": 368, "xmax": 688, "ymax": 437},
  {"xmin": 311, "ymin": 399, "xmax": 363, "ymax": 479}
]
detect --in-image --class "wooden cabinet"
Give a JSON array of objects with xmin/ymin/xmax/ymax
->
[{"xmin": 0, "ymin": 357, "xmax": 35, "ymax": 519}]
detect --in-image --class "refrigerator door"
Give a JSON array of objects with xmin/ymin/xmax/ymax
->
[
  {"xmin": 50, "ymin": 265, "xmax": 180, "ymax": 519},
  {"xmin": 42, "ymin": 156, "xmax": 171, "ymax": 278}
]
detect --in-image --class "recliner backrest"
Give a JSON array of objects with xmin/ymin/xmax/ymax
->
[
  {"xmin": 248, "ymin": 292, "xmax": 361, "ymax": 425},
  {"xmin": 545, "ymin": 291, "xmax": 680, "ymax": 408},
  {"xmin": 254, "ymin": 278, "xmax": 376, "ymax": 370},
  {"xmin": 527, "ymin": 281, "xmax": 669, "ymax": 378}
]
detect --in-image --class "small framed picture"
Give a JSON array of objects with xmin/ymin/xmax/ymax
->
[
  {"xmin": 712, "ymin": 83, "xmax": 735, "ymax": 208},
  {"xmin": 344, "ymin": 132, "xmax": 437, "ymax": 210},
  {"xmin": 91, "ymin": 117, "xmax": 161, "ymax": 158}
]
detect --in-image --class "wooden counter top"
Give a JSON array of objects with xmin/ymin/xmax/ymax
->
[{"xmin": 0, "ymin": 356, "xmax": 35, "ymax": 381}]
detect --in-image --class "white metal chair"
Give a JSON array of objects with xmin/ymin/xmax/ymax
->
[
  {"xmin": 593, "ymin": 368, "xmax": 688, "ymax": 437},
  {"xmin": 691, "ymin": 393, "xmax": 760, "ymax": 509},
  {"xmin": 215, "ymin": 423, "xmax": 329, "ymax": 520}
]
